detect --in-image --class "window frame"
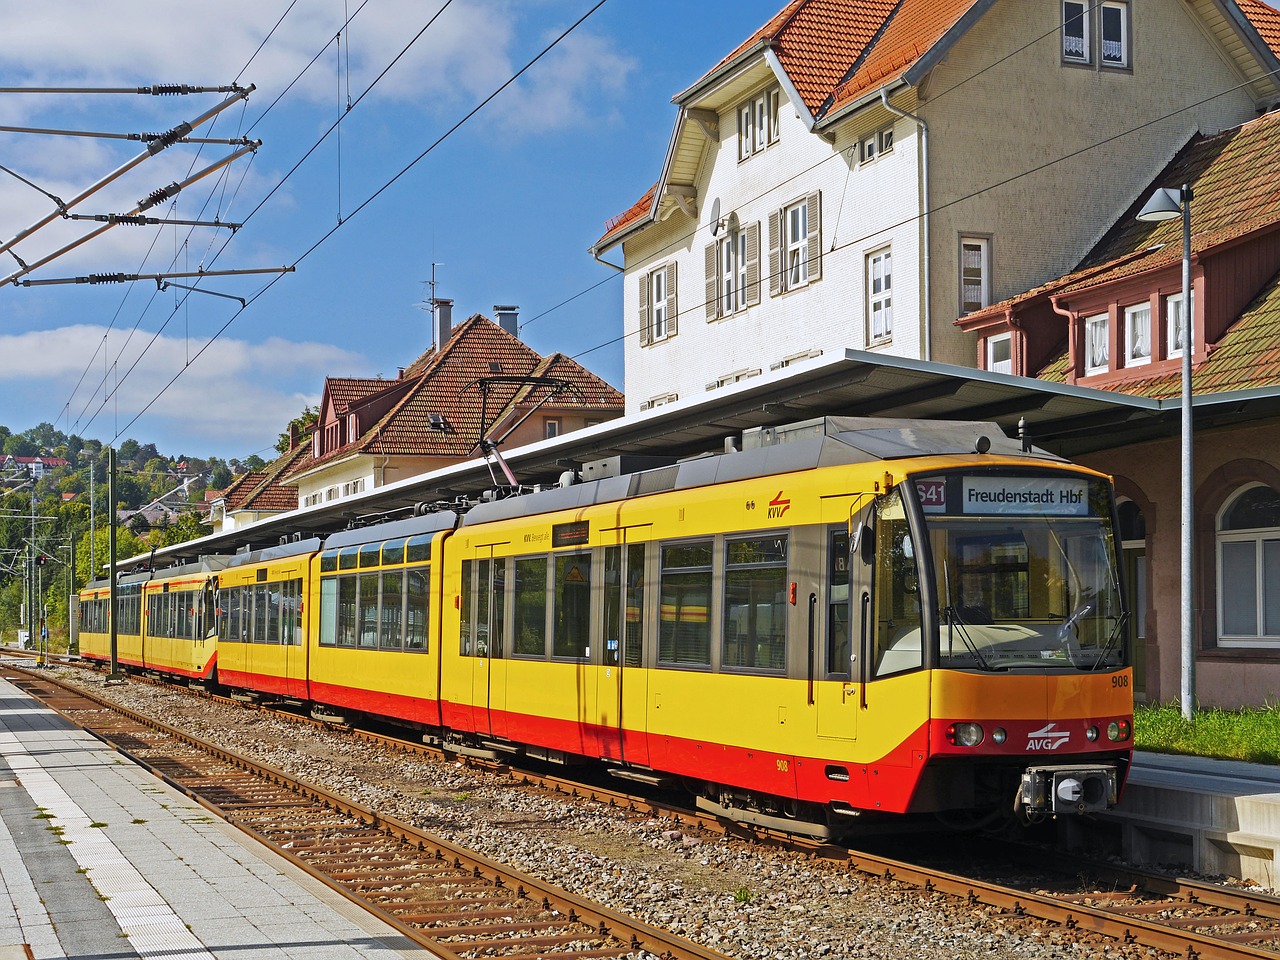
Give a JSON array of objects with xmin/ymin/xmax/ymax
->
[
  {"xmin": 1165, "ymin": 290, "xmax": 1191, "ymax": 360},
  {"xmin": 1083, "ymin": 312, "xmax": 1110, "ymax": 376},
  {"xmin": 867, "ymin": 247, "xmax": 893, "ymax": 343},
  {"xmin": 784, "ymin": 198, "xmax": 810, "ymax": 290},
  {"xmin": 1216, "ymin": 484, "xmax": 1280, "ymax": 647},
  {"xmin": 738, "ymin": 87, "xmax": 780, "ymax": 161},
  {"xmin": 1123, "ymin": 301, "xmax": 1152, "ymax": 367},
  {"xmin": 1062, "ymin": 0, "xmax": 1091, "ymax": 64},
  {"xmin": 959, "ymin": 236, "xmax": 991, "ymax": 315},
  {"xmin": 1100, "ymin": 1, "xmax": 1131, "ymax": 69},
  {"xmin": 987, "ymin": 333, "xmax": 1013, "ymax": 374}
]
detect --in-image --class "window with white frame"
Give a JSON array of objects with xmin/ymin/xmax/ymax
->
[
  {"xmin": 859, "ymin": 127, "xmax": 894, "ymax": 163},
  {"xmin": 738, "ymin": 87, "xmax": 780, "ymax": 161},
  {"xmin": 1124, "ymin": 302, "xmax": 1151, "ymax": 366},
  {"xmin": 867, "ymin": 248, "xmax": 893, "ymax": 341},
  {"xmin": 769, "ymin": 193, "xmax": 821, "ymax": 295},
  {"xmin": 1166, "ymin": 291, "xmax": 1192, "ymax": 359},
  {"xmin": 960, "ymin": 237, "xmax": 991, "ymax": 314},
  {"xmin": 785, "ymin": 199, "xmax": 809, "ymax": 288},
  {"xmin": 987, "ymin": 333, "xmax": 1012, "ymax": 374},
  {"xmin": 638, "ymin": 263, "xmax": 677, "ymax": 345},
  {"xmin": 707, "ymin": 223, "xmax": 759, "ymax": 319},
  {"xmin": 1084, "ymin": 312, "xmax": 1109, "ymax": 375},
  {"xmin": 1217, "ymin": 484, "xmax": 1280, "ymax": 645},
  {"xmin": 1100, "ymin": 1, "xmax": 1130, "ymax": 68},
  {"xmin": 544, "ymin": 418, "xmax": 560, "ymax": 439},
  {"xmin": 1062, "ymin": 1, "xmax": 1090, "ymax": 62}
]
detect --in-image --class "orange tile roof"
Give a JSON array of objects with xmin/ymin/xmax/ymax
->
[
  {"xmin": 597, "ymin": 183, "xmax": 659, "ymax": 249},
  {"xmin": 1006, "ymin": 106, "xmax": 1280, "ymax": 397},
  {"xmin": 1239, "ymin": 0, "xmax": 1280, "ymax": 59},
  {"xmin": 295, "ymin": 316, "xmax": 623, "ymax": 468},
  {"xmin": 326, "ymin": 377, "xmax": 397, "ymax": 414}
]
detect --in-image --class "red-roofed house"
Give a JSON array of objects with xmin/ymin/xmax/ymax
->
[
  {"xmin": 280, "ymin": 307, "xmax": 624, "ymax": 510},
  {"xmin": 954, "ymin": 106, "xmax": 1280, "ymax": 707},
  {"xmin": 592, "ymin": 0, "xmax": 1280, "ymax": 414}
]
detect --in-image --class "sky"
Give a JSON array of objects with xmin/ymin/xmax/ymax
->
[{"xmin": 0, "ymin": 0, "xmax": 783, "ymax": 462}]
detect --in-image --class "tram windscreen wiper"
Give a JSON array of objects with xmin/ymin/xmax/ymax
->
[{"xmin": 943, "ymin": 559, "xmax": 994, "ymax": 672}]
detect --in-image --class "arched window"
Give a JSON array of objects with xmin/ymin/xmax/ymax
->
[{"xmin": 1217, "ymin": 484, "xmax": 1280, "ymax": 645}]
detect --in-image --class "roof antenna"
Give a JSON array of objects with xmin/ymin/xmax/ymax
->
[{"xmin": 1019, "ymin": 416, "xmax": 1031, "ymax": 454}]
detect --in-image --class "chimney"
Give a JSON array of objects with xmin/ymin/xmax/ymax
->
[
  {"xmin": 289, "ymin": 422, "xmax": 300, "ymax": 450},
  {"xmin": 494, "ymin": 304, "xmax": 519, "ymax": 337},
  {"xmin": 433, "ymin": 298, "xmax": 454, "ymax": 347}
]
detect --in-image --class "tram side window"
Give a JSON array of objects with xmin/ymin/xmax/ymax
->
[
  {"xmin": 827, "ymin": 528, "xmax": 852, "ymax": 677},
  {"xmin": 358, "ymin": 573, "xmax": 379, "ymax": 647},
  {"xmin": 514, "ymin": 557, "xmax": 548, "ymax": 657},
  {"xmin": 872, "ymin": 489, "xmax": 924, "ymax": 678},
  {"xmin": 337, "ymin": 575, "xmax": 358, "ymax": 646},
  {"xmin": 281, "ymin": 578, "xmax": 303, "ymax": 646},
  {"xmin": 319, "ymin": 577, "xmax": 337, "ymax": 645},
  {"xmin": 254, "ymin": 584, "xmax": 270, "ymax": 643},
  {"xmin": 266, "ymin": 584, "xmax": 283, "ymax": 643},
  {"xmin": 492, "ymin": 559, "xmax": 507, "ymax": 658},
  {"xmin": 659, "ymin": 540, "xmax": 713, "ymax": 667},
  {"xmin": 177, "ymin": 590, "xmax": 191, "ymax": 640},
  {"xmin": 460, "ymin": 560, "xmax": 474, "ymax": 656},
  {"xmin": 380, "ymin": 570, "xmax": 404, "ymax": 649},
  {"xmin": 723, "ymin": 534, "xmax": 788, "ymax": 672},
  {"xmin": 604, "ymin": 544, "xmax": 645, "ymax": 667},
  {"xmin": 553, "ymin": 553, "xmax": 592, "ymax": 659},
  {"xmin": 405, "ymin": 567, "xmax": 429, "ymax": 650}
]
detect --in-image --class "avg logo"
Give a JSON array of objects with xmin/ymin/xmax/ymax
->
[{"xmin": 768, "ymin": 491, "xmax": 791, "ymax": 519}]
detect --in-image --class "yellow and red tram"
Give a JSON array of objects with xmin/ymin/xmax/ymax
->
[{"xmin": 79, "ymin": 417, "xmax": 1132, "ymax": 835}]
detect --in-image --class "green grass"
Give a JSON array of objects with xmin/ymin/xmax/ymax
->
[{"xmin": 1135, "ymin": 702, "xmax": 1280, "ymax": 763}]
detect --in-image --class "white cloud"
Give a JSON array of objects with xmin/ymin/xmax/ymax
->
[{"xmin": 0, "ymin": 324, "xmax": 363, "ymax": 456}]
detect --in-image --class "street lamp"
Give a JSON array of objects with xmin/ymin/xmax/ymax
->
[{"xmin": 1136, "ymin": 184, "xmax": 1194, "ymax": 720}]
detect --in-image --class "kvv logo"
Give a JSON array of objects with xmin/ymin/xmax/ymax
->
[{"xmin": 1026, "ymin": 723, "xmax": 1071, "ymax": 751}]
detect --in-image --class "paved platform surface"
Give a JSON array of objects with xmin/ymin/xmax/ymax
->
[{"xmin": 0, "ymin": 671, "xmax": 434, "ymax": 959}]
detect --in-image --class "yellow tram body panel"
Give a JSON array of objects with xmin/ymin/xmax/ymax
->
[{"xmin": 215, "ymin": 551, "xmax": 312, "ymax": 698}]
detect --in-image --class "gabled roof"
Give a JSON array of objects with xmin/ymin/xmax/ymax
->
[
  {"xmin": 292, "ymin": 316, "xmax": 623, "ymax": 471},
  {"xmin": 324, "ymin": 377, "xmax": 397, "ymax": 415},
  {"xmin": 596, "ymin": 0, "xmax": 1280, "ymax": 253},
  {"xmin": 961, "ymin": 104, "xmax": 1280, "ymax": 398},
  {"xmin": 220, "ymin": 440, "xmax": 310, "ymax": 514}
]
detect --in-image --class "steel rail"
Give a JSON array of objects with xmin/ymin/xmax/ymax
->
[
  {"xmin": 53, "ymin": 660, "xmax": 1280, "ymax": 959},
  {"xmin": 9, "ymin": 668, "xmax": 733, "ymax": 960}
]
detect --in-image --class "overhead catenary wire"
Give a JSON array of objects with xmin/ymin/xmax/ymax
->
[{"xmin": 99, "ymin": 0, "xmax": 613, "ymax": 446}]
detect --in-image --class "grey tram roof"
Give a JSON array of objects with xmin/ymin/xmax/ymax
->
[
  {"xmin": 121, "ymin": 348, "xmax": 1280, "ymax": 570},
  {"xmin": 462, "ymin": 416, "xmax": 1058, "ymax": 526}
]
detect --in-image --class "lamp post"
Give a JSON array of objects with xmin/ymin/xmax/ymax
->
[{"xmin": 1136, "ymin": 184, "xmax": 1194, "ymax": 720}]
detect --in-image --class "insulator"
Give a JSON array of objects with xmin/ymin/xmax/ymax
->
[
  {"xmin": 111, "ymin": 215, "xmax": 149, "ymax": 226},
  {"xmin": 147, "ymin": 122, "xmax": 193, "ymax": 154},
  {"xmin": 147, "ymin": 84, "xmax": 194, "ymax": 96},
  {"xmin": 138, "ymin": 182, "xmax": 181, "ymax": 211},
  {"xmin": 88, "ymin": 274, "xmax": 129, "ymax": 285}
]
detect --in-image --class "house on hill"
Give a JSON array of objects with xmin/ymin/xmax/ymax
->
[
  {"xmin": 592, "ymin": 0, "xmax": 1280, "ymax": 414},
  {"xmin": 208, "ymin": 306, "xmax": 624, "ymax": 532}
]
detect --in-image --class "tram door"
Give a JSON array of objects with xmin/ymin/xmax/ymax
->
[
  {"xmin": 600, "ymin": 541, "xmax": 648, "ymax": 764},
  {"xmin": 817, "ymin": 504, "xmax": 872, "ymax": 741},
  {"xmin": 464, "ymin": 550, "xmax": 508, "ymax": 740}
]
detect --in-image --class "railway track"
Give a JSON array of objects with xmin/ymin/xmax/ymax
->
[
  {"xmin": 4, "ymin": 667, "xmax": 730, "ymax": 960},
  {"xmin": 19, "ymin": 661, "xmax": 1280, "ymax": 960}
]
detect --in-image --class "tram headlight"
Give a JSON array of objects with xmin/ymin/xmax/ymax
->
[
  {"xmin": 1085, "ymin": 725, "xmax": 1099, "ymax": 742},
  {"xmin": 991, "ymin": 727, "xmax": 1007, "ymax": 745},
  {"xmin": 946, "ymin": 722, "xmax": 984, "ymax": 747},
  {"xmin": 1107, "ymin": 720, "xmax": 1131, "ymax": 741}
]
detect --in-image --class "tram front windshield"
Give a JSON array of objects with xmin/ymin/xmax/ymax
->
[{"xmin": 914, "ymin": 471, "xmax": 1125, "ymax": 672}]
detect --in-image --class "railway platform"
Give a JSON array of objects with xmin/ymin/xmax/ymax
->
[
  {"xmin": 0, "ymin": 669, "xmax": 432, "ymax": 960},
  {"xmin": 1081, "ymin": 751, "xmax": 1280, "ymax": 884}
]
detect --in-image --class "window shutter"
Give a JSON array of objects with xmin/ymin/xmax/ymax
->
[
  {"xmin": 665, "ymin": 261, "xmax": 678, "ymax": 337},
  {"xmin": 806, "ymin": 190, "xmax": 822, "ymax": 282},
  {"xmin": 768, "ymin": 210, "xmax": 782, "ymax": 296},
  {"xmin": 704, "ymin": 243, "xmax": 718, "ymax": 320},
  {"xmin": 745, "ymin": 221, "xmax": 761, "ymax": 306},
  {"xmin": 638, "ymin": 272, "xmax": 651, "ymax": 346}
]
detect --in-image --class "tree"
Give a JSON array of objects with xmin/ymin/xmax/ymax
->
[
  {"xmin": 275, "ymin": 405, "xmax": 319, "ymax": 455},
  {"xmin": 3, "ymin": 435, "xmax": 36, "ymax": 458},
  {"xmin": 117, "ymin": 438, "xmax": 140, "ymax": 463},
  {"xmin": 147, "ymin": 512, "xmax": 211, "ymax": 549},
  {"xmin": 244, "ymin": 454, "xmax": 266, "ymax": 471}
]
